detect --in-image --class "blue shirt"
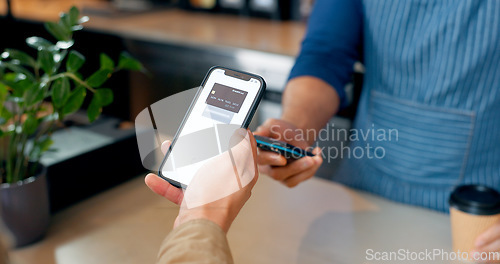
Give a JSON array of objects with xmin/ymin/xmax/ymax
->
[{"xmin": 289, "ymin": 0, "xmax": 500, "ymax": 212}]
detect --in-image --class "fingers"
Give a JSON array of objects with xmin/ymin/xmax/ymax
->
[
  {"xmin": 268, "ymin": 156, "xmax": 313, "ymax": 181},
  {"xmin": 254, "ymin": 118, "xmax": 310, "ymax": 149},
  {"xmin": 256, "ymin": 150, "xmax": 287, "ymax": 166},
  {"xmin": 247, "ymin": 129, "xmax": 258, "ymax": 160},
  {"xmin": 184, "ymin": 129, "xmax": 258, "ymax": 209},
  {"xmin": 475, "ymin": 220, "xmax": 500, "ymax": 254},
  {"xmin": 228, "ymin": 129, "xmax": 259, "ymax": 189},
  {"xmin": 161, "ymin": 140, "xmax": 171, "ymax": 155},
  {"xmin": 145, "ymin": 173, "xmax": 183, "ymax": 205},
  {"xmin": 283, "ymin": 163, "xmax": 318, "ymax": 187},
  {"xmin": 475, "ymin": 241, "xmax": 500, "ymax": 260},
  {"xmin": 246, "ymin": 130, "xmax": 259, "ymax": 188},
  {"xmin": 267, "ymin": 147, "xmax": 323, "ymax": 187},
  {"xmin": 258, "ymin": 164, "xmax": 272, "ymax": 176},
  {"xmin": 254, "ymin": 118, "xmax": 275, "ymax": 137}
]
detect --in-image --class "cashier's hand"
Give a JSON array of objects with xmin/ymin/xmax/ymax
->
[
  {"xmin": 254, "ymin": 118, "xmax": 322, "ymax": 188},
  {"xmin": 474, "ymin": 219, "xmax": 500, "ymax": 261},
  {"xmin": 145, "ymin": 129, "xmax": 258, "ymax": 233}
]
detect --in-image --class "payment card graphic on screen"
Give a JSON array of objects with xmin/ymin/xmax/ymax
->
[{"xmin": 202, "ymin": 83, "xmax": 248, "ymax": 124}]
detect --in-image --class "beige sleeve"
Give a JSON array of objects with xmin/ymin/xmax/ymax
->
[{"xmin": 157, "ymin": 219, "xmax": 234, "ymax": 264}]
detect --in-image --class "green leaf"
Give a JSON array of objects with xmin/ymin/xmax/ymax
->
[
  {"xmin": 118, "ymin": 52, "xmax": 144, "ymax": 71},
  {"xmin": 0, "ymin": 82, "xmax": 8, "ymax": 102},
  {"xmin": 0, "ymin": 106, "xmax": 12, "ymax": 124},
  {"xmin": 0, "ymin": 62, "xmax": 5, "ymax": 79},
  {"xmin": 0, "ymin": 83, "xmax": 9, "ymax": 124},
  {"xmin": 24, "ymin": 83, "xmax": 45, "ymax": 106},
  {"xmin": 69, "ymin": 6, "xmax": 80, "ymax": 26},
  {"xmin": 87, "ymin": 88, "xmax": 113, "ymax": 122},
  {"xmin": 4, "ymin": 75, "xmax": 33, "ymax": 97},
  {"xmin": 51, "ymin": 77, "xmax": 70, "ymax": 108},
  {"xmin": 60, "ymin": 12, "xmax": 72, "ymax": 30},
  {"xmin": 1, "ymin": 62, "xmax": 36, "ymax": 81},
  {"xmin": 53, "ymin": 50, "xmax": 67, "ymax": 65},
  {"xmin": 71, "ymin": 25, "xmax": 84, "ymax": 32},
  {"xmin": 23, "ymin": 114, "xmax": 38, "ymax": 135},
  {"xmin": 66, "ymin": 50, "xmax": 85, "ymax": 72},
  {"xmin": 95, "ymin": 88, "xmax": 113, "ymax": 106},
  {"xmin": 2, "ymin": 49, "xmax": 36, "ymax": 68},
  {"xmin": 62, "ymin": 86, "xmax": 86, "ymax": 115},
  {"xmin": 38, "ymin": 137, "xmax": 54, "ymax": 152},
  {"xmin": 100, "ymin": 53, "xmax": 114, "ymax": 70},
  {"xmin": 30, "ymin": 137, "xmax": 54, "ymax": 160},
  {"xmin": 14, "ymin": 80, "xmax": 33, "ymax": 96},
  {"xmin": 44, "ymin": 21, "xmax": 70, "ymax": 41},
  {"xmin": 53, "ymin": 50, "xmax": 68, "ymax": 73},
  {"xmin": 86, "ymin": 69, "xmax": 111, "ymax": 88},
  {"xmin": 78, "ymin": 16, "xmax": 89, "ymax": 24},
  {"xmin": 87, "ymin": 95, "xmax": 101, "ymax": 122},
  {"xmin": 38, "ymin": 49, "xmax": 55, "ymax": 74},
  {"xmin": 3, "ymin": 72, "xmax": 25, "ymax": 82},
  {"xmin": 26, "ymin": 37, "xmax": 55, "ymax": 51},
  {"xmin": 56, "ymin": 40, "xmax": 74, "ymax": 50}
]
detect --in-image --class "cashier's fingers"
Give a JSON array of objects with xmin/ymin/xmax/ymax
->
[
  {"xmin": 145, "ymin": 173, "xmax": 184, "ymax": 205},
  {"xmin": 256, "ymin": 149, "xmax": 287, "ymax": 166},
  {"xmin": 474, "ymin": 244, "xmax": 500, "ymax": 262},
  {"xmin": 268, "ymin": 155, "xmax": 322, "ymax": 184},
  {"xmin": 267, "ymin": 147, "xmax": 322, "ymax": 186},
  {"xmin": 267, "ymin": 157, "xmax": 310, "ymax": 181},
  {"xmin": 283, "ymin": 150, "xmax": 322, "ymax": 187},
  {"xmin": 283, "ymin": 164, "xmax": 319, "ymax": 188},
  {"xmin": 475, "ymin": 221, "xmax": 500, "ymax": 257}
]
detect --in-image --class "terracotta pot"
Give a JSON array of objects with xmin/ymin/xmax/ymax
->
[{"xmin": 0, "ymin": 166, "xmax": 50, "ymax": 247}]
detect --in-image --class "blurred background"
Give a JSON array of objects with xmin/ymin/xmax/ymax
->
[{"xmin": 0, "ymin": 0, "xmax": 363, "ymax": 212}]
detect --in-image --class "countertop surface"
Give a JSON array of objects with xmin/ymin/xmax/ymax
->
[
  {"xmin": 10, "ymin": 174, "xmax": 454, "ymax": 264},
  {"xmin": 1, "ymin": 0, "xmax": 306, "ymax": 56}
]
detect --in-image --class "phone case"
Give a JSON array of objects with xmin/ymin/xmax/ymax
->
[{"xmin": 255, "ymin": 135, "xmax": 314, "ymax": 160}]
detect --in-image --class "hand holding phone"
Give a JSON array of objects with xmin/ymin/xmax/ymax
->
[
  {"xmin": 254, "ymin": 118, "xmax": 323, "ymax": 188},
  {"xmin": 146, "ymin": 128, "xmax": 258, "ymax": 233}
]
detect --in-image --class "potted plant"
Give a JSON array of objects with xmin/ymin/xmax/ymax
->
[{"xmin": 0, "ymin": 6, "xmax": 144, "ymax": 247}]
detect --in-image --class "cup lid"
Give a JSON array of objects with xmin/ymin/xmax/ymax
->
[{"xmin": 449, "ymin": 185, "xmax": 500, "ymax": 215}]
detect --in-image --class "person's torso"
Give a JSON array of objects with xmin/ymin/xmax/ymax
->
[{"xmin": 335, "ymin": 0, "xmax": 500, "ymax": 212}]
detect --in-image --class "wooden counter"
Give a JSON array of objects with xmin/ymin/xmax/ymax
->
[
  {"xmin": 1, "ymin": 0, "xmax": 306, "ymax": 56},
  {"xmin": 9, "ymin": 174, "xmax": 453, "ymax": 264}
]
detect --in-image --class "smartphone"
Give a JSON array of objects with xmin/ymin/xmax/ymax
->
[
  {"xmin": 158, "ymin": 66, "xmax": 266, "ymax": 188},
  {"xmin": 254, "ymin": 135, "xmax": 315, "ymax": 160}
]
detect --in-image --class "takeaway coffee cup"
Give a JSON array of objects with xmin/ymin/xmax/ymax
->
[{"xmin": 449, "ymin": 185, "xmax": 500, "ymax": 259}]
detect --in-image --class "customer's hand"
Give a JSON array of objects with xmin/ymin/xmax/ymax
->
[
  {"xmin": 254, "ymin": 118, "xmax": 322, "ymax": 188},
  {"xmin": 145, "ymin": 129, "xmax": 258, "ymax": 233},
  {"xmin": 474, "ymin": 219, "xmax": 500, "ymax": 261}
]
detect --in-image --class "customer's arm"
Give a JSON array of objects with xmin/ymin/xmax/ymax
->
[
  {"xmin": 157, "ymin": 219, "xmax": 232, "ymax": 263},
  {"xmin": 145, "ymin": 129, "xmax": 258, "ymax": 263}
]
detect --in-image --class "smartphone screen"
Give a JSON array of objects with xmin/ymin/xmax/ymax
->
[{"xmin": 159, "ymin": 67, "xmax": 265, "ymax": 187}]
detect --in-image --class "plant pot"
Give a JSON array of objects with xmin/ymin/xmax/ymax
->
[{"xmin": 0, "ymin": 166, "xmax": 50, "ymax": 247}]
